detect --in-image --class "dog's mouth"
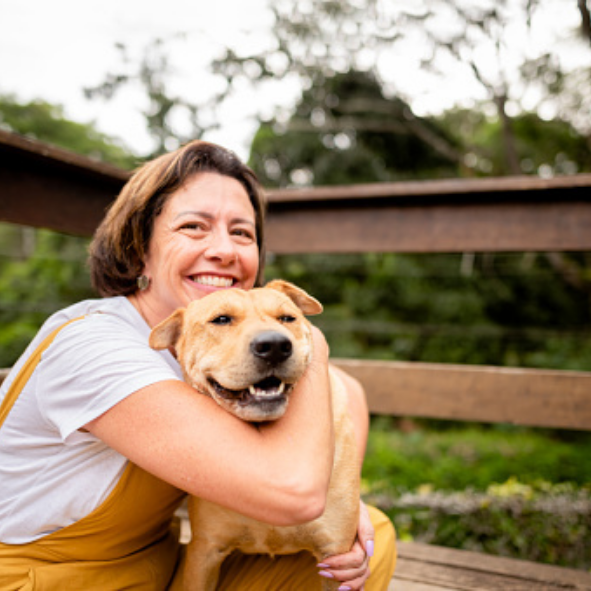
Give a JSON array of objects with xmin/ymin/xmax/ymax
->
[{"xmin": 207, "ymin": 376, "xmax": 293, "ymax": 405}]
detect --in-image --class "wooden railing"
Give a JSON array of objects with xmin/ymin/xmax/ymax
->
[
  {"xmin": 2, "ymin": 129, "xmax": 591, "ymax": 589},
  {"xmin": 2, "ymin": 129, "xmax": 591, "ymax": 431}
]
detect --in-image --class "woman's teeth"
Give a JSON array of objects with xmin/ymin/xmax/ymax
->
[{"xmin": 194, "ymin": 275, "xmax": 234, "ymax": 288}]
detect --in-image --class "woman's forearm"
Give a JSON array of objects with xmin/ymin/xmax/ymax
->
[{"xmin": 84, "ymin": 327, "xmax": 335, "ymax": 527}]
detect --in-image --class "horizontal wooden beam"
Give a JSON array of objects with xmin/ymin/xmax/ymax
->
[
  {"xmin": 0, "ymin": 130, "xmax": 127, "ymax": 236},
  {"xmin": 1, "ymin": 131, "xmax": 591, "ymax": 252},
  {"xmin": 265, "ymin": 179, "xmax": 591, "ymax": 253},
  {"xmin": 3, "ymin": 360, "xmax": 590, "ymax": 430},
  {"xmin": 333, "ymin": 358, "xmax": 591, "ymax": 431}
]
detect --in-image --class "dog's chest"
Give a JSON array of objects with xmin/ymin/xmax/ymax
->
[{"xmin": 189, "ymin": 497, "xmax": 332, "ymax": 556}]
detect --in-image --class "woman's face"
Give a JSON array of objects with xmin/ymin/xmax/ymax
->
[{"xmin": 136, "ymin": 172, "xmax": 260, "ymax": 326}]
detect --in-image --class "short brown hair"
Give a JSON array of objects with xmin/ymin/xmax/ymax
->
[{"xmin": 89, "ymin": 140, "xmax": 266, "ymax": 296}]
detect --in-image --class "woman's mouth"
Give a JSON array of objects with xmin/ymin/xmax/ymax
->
[{"xmin": 192, "ymin": 274, "xmax": 235, "ymax": 288}]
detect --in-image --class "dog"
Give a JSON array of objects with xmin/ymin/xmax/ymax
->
[{"xmin": 149, "ymin": 280, "xmax": 360, "ymax": 591}]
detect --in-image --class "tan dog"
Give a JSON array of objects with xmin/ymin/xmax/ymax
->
[{"xmin": 150, "ymin": 280, "xmax": 360, "ymax": 591}]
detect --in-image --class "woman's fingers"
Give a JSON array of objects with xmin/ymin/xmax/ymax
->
[{"xmin": 317, "ymin": 539, "xmax": 371, "ymax": 590}]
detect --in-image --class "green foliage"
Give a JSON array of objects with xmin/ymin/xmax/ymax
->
[
  {"xmin": 0, "ymin": 228, "xmax": 95, "ymax": 367},
  {"xmin": 438, "ymin": 108, "xmax": 591, "ymax": 176},
  {"xmin": 362, "ymin": 421, "xmax": 591, "ymax": 569},
  {"xmin": 363, "ymin": 420, "xmax": 591, "ymax": 493},
  {"xmin": 265, "ymin": 252, "xmax": 591, "ymax": 371},
  {"xmin": 381, "ymin": 485, "xmax": 591, "ymax": 569}
]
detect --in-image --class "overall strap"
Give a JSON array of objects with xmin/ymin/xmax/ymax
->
[
  {"xmin": 0, "ymin": 314, "xmax": 185, "ymax": 590},
  {"xmin": 0, "ymin": 317, "xmax": 84, "ymax": 430}
]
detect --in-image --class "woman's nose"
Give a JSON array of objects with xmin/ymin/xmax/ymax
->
[{"xmin": 204, "ymin": 231, "xmax": 238, "ymax": 265}]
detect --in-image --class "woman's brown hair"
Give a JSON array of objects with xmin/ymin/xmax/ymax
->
[{"xmin": 89, "ymin": 140, "xmax": 266, "ymax": 296}]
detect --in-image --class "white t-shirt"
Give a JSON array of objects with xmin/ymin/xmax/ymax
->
[{"xmin": 0, "ymin": 296, "xmax": 183, "ymax": 543}]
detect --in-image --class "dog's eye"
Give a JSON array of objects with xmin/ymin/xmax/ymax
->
[
  {"xmin": 279, "ymin": 315, "xmax": 296, "ymax": 323},
  {"xmin": 211, "ymin": 315, "xmax": 233, "ymax": 325}
]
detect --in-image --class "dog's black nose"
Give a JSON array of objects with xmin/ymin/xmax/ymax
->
[{"xmin": 250, "ymin": 331, "xmax": 293, "ymax": 365}]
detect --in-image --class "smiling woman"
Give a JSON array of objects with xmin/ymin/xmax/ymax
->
[
  {"xmin": 0, "ymin": 140, "xmax": 396, "ymax": 591},
  {"xmin": 89, "ymin": 141, "xmax": 267, "ymax": 298}
]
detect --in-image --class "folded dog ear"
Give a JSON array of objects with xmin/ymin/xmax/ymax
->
[
  {"xmin": 149, "ymin": 309, "xmax": 185, "ymax": 350},
  {"xmin": 265, "ymin": 280, "xmax": 323, "ymax": 315}
]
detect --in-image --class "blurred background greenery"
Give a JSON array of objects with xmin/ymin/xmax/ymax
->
[{"xmin": 1, "ymin": 0, "xmax": 590, "ymax": 570}]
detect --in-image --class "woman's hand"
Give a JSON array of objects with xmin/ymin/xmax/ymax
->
[{"xmin": 316, "ymin": 500, "xmax": 374, "ymax": 590}]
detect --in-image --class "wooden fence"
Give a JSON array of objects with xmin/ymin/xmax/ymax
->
[{"xmin": 2, "ymin": 129, "xmax": 591, "ymax": 431}]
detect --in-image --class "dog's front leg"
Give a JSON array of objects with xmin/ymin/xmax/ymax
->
[{"xmin": 183, "ymin": 537, "xmax": 229, "ymax": 591}]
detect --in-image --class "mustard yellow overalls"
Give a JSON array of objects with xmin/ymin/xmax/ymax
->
[{"xmin": 0, "ymin": 320, "xmax": 396, "ymax": 590}]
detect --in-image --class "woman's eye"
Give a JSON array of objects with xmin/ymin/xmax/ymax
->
[
  {"xmin": 181, "ymin": 222, "xmax": 206, "ymax": 231},
  {"xmin": 232, "ymin": 228, "xmax": 256, "ymax": 241},
  {"xmin": 211, "ymin": 315, "xmax": 233, "ymax": 325},
  {"xmin": 279, "ymin": 315, "xmax": 296, "ymax": 323}
]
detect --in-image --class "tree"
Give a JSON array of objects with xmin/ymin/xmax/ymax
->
[
  {"xmin": 84, "ymin": 37, "xmax": 221, "ymax": 158},
  {"xmin": 436, "ymin": 107, "xmax": 591, "ymax": 177},
  {"xmin": 250, "ymin": 71, "xmax": 591, "ymax": 371},
  {"xmin": 214, "ymin": 0, "xmax": 591, "ymax": 177},
  {"xmin": 0, "ymin": 95, "xmax": 138, "ymax": 169},
  {"xmin": 249, "ymin": 70, "xmax": 461, "ymax": 188}
]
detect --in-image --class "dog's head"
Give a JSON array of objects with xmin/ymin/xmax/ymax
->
[{"xmin": 149, "ymin": 280, "xmax": 323, "ymax": 422}]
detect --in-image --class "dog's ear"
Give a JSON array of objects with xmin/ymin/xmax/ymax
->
[
  {"xmin": 265, "ymin": 280, "xmax": 323, "ymax": 316},
  {"xmin": 149, "ymin": 309, "xmax": 185, "ymax": 350}
]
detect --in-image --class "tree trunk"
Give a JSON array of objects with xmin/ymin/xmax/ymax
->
[
  {"xmin": 578, "ymin": 0, "xmax": 591, "ymax": 46},
  {"xmin": 495, "ymin": 95, "xmax": 522, "ymax": 176}
]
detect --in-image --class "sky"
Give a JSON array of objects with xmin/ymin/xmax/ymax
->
[
  {"xmin": 0, "ymin": 0, "xmax": 277, "ymax": 158},
  {"xmin": 0, "ymin": 0, "xmax": 586, "ymax": 161}
]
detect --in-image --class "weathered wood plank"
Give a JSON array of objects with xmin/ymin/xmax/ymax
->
[
  {"xmin": 333, "ymin": 359, "xmax": 591, "ymax": 430},
  {"xmin": 394, "ymin": 542, "xmax": 591, "ymax": 590},
  {"xmin": 265, "ymin": 199, "xmax": 591, "ymax": 253},
  {"xmin": 0, "ymin": 129, "xmax": 127, "ymax": 236},
  {"xmin": 3, "ymin": 360, "xmax": 591, "ymax": 430},
  {"xmin": 266, "ymin": 174, "xmax": 591, "ymax": 202},
  {"xmin": 389, "ymin": 581, "xmax": 453, "ymax": 591}
]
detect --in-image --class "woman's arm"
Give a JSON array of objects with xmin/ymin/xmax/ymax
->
[{"xmin": 85, "ymin": 327, "xmax": 334, "ymax": 527}]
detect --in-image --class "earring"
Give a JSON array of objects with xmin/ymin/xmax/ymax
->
[{"xmin": 137, "ymin": 275, "xmax": 150, "ymax": 291}]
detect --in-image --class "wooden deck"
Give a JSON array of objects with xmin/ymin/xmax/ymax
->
[
  {"xmin": 170, "ymin": 504, "xmax": 591, "ymax": 590},
  {"xmin": 393, "ymin": 542, "xmax": 591, "ymax": 590}
]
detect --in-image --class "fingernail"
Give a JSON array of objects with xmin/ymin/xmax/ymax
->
[
  {"xmin": 366, "ymin": 539, "xmax": 374, "ymax": 557},
  {"xmin": 318, "ymin": 570, "xmax": 334, "ymax": 579},
  {"xmin": 316, "ymin": 563, "xmax": 330, "ymax": 568},
  {"xmin": 338, "ymin": 587, "xmax": 352, "ymax": 591}
]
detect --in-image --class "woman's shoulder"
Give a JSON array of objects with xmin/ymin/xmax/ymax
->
[{"xmin": 45, "ymin": 296, "xmax": 144, "ymax": 333}]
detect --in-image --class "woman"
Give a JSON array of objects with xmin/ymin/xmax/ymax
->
[{"xmin": 0, "ymin": 140, "xmax": 396, "ymax": 590}]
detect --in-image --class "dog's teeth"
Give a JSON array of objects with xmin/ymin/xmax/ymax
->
[{"xmin": 247, "ymin": 381, "xmax": 286, "ymax": 398}]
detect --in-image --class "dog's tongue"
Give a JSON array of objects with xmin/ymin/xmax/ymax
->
[{"xmin": 249, "ymin": 377, "xmax": 285, "ymax": 398}]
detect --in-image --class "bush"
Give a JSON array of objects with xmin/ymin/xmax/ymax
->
[{"xmin": 362, "ymin": 421, "xmax": 591, "ymax": 569}]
